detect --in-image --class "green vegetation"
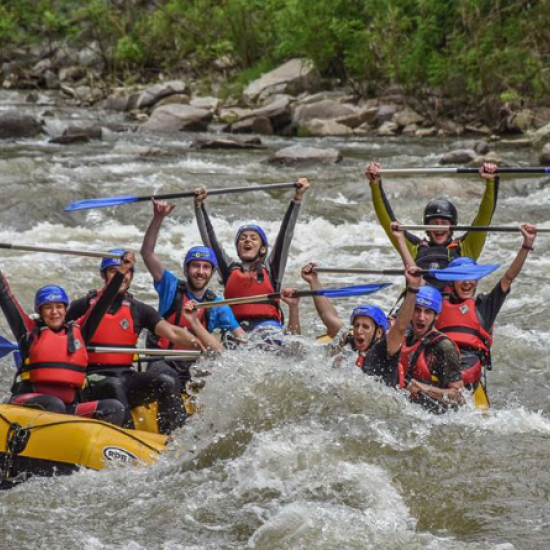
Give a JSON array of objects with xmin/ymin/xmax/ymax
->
[{"xmin": 1, "ymin": 0, "xmax": 549, "ymax": 105}]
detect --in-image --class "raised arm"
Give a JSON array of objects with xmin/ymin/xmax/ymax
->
[
  {"xmin": 0, "ymin": 269, "xmax": 35, "ymax": 342},
  {"xmin": 386, "ymin": 267, "xmax": 422, "ymax": 356},
  {"xmin": 280, "ymin": 288, "xmax": 301, "ymax": 335},
  {"xmin": 301, "ymin": 262, "xmax": 344, "ymax": 338},
  {"xmin": 140, "ymin": 199, "xmax": 175, "ymax": 283},
  {"xmin": 194, "ymin": 188, "xmax": 232, "ymax": 282},
  {"xmin": 500, "ymin": 223, "xmax": 536, "ymax": 294},
  {"xmin": 460, "ymin": 162, "xmax": 500, "ymax": 259},
  {"xmin": 180, "ymin": 300, "xmax": 224, "ymax": 351}
]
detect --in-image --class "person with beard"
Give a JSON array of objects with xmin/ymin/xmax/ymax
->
[
  {"xmin": 141, "ymin": 199, "xmax": 245, "ymax": 381},
  {"xmin": 365, "ymin": 161, "xmax": 499, "ymax": 289},
  {"xmin": 194, "ymin": 178, "xmax": 310, "ymax": 332},
  {"xmin": 300, "ymin": 262, "xmax": 423, "ymax": 387},
  {"xmin": 398, "ymin": 286, "xmax": 464, "ymax": 411},
  {"xmin": 66, "ymin": 251, "xmax": 200, "ymax": 435},
  {"xmin": 435, "ymin": 223, "xmax": 537, "ymax": 403}
]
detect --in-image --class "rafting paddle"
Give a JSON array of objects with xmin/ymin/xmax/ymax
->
[
  {"xmin": 0, "ymin": 243, "xmax": 123, "ymax": 259},
  {"xmin": 314, "ymin": 263, "xmax": 500, "ymax": 281},
  {"xmin": 195, "ymin": 283, "xmax": 393, "ymax": 310},
  {"xmin": 87, "ymin": 347, "xmax": 202, "ymax": 358},
  {"xmin": 0, "ymin": 334, "xmax": 18, "ymax": 359},
  {"xmin": 397, "ymin": 225, "xmax": 550, "ymax": 233},
  {"xmin": 378, "ymin": 167, "xmax": 550, "ymax": 176},
  {"xmin": 65, "ymin": 182, "xmax": 298, "ymax": 212}
]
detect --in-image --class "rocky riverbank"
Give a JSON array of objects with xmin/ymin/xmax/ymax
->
[{"xmin": 2, "ymin": 45, "xmax": 550, "ymax": 165}]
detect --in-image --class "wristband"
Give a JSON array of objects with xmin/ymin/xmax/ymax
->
[
  {"xmin": 522, "ymin": 244, "xmax": 534, "ymax": 252},
  {"xmin": 406, "ymin": 287, "xmax": 420, "ymax": 294}
]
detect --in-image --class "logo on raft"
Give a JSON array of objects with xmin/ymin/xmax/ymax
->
[{"xmin": 102, "ymin": 446, "xmax": 137, "ymax": 463}]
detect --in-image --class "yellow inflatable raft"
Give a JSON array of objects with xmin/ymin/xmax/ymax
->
[{"xmin": 0, "ymin": 404, "xmax": 167, "ymax": 489}]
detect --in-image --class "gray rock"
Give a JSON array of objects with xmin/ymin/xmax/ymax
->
[
  {"xmin": 43, "ymin": 70, "xmax": 60, "ymax": 90},
  {"xmin": 243, "ymin": 58, "xmax": 321, "ymax": 104},
  {"xmin": 50, "ymin": 134, "xmax": 90, "ymax": 145},
  {"xmin": 140, "ymin": 104, "xmax": 213, "ymax": 133},
  {"xmin": 469, "ymin": 152, "xmax": 506, "ymax": 167},
  {"xmin": 64, "ymin": 124, "xmax": 103, "ymax": 140},
  {"xmin": 59, "ymin": 66, "xmax": 86, "ymax": 82},
  {"xmin": 539, "ymin": 143, "xmax": 550, "ymax": 165},
  {"xmin": 416, "ymin": 127, "xmax": 437, "ymax": 137},
  {"xmin": 193, "ymin": 136, "xmax": 264, "ymax": 150},
  {"xmin": 231, "ymin": 116, "xmax": 273, "ymax": 135},
  {"xmin": 101, "ymin": 95, "xmax": 131, "ymax": 112},
  {"xmin": 219, "ymin": 107, "xmax": 253, "ymax": 124},
  {"xmin": 532, "ymin": 122, "xmax": 550, "ymax": 145},
  {"xmin": 393, "ymin": 107, "xmax": 424, "ymax": 127},
  {"xmin": 267, "ymin": 145, "xmax": 342, "ymax": 165},
  {"xmin": 376, "ymin": 104, "xmax": 398, "ymax": 123},
  {"xmin": 0, "ymin": 110, "xmax": 42, "ymax": 139},
  {"xmin": 234, "ymin": 97, "xmax": 291, "ymax": 133},
  {"xmin": 135, "ymin": 80, "xmax": 187, "ymax": 109},
  {"xmin": 440, "ymin": 149, "xmax": 477, "ymax": 164},
  {"xmin": 450, "ymin": 140, "xmax": 489, "ymax": 155},
  {"xmin": 402, "ymin": 123, "xmax": 418, "ymax": 135},
  {"xmin": 78, "ymin": 42, "xmax": 105, "ymax": 71},
  {"xmin": 299, "ymin": 118, "xmax": 353, "ymax": 137},
  {"xmin": 293, "ymin": 100, "xmax": 356, "ymax": 123},
  {"xmin": 31, "ymin": 58, "xmax": 52, "ymax": 77},
  {"xmin": 505, "ymin": 109, "xmax": 534, "ymax": 133},
  {"xmin": 190, "ymin": 96, "xmax": 222, "ymax": 112},
  {"xmin": 154, "ymin": 94, "xmax": 191, "ymax": 108},
  {"xmin": 377, "ymin": 121, "xmax": 398, "ymax": 136}
]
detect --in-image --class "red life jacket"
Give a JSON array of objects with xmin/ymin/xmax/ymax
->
[
  {"xmin": 224, "ymin": 264, "xmax": 282, "ymax": 323},
  {"xmin": 398, "ymin": 331, "xmax": 448, "ymax": 388},
  {"xmin": 86, "ymin": 292, "xmax": 137, "ymax": 366},
  {"xmin": 436, "ymin": 297, "xmax": 492, "ymax": 385},
  {"xmin": 155, "ymin": 281, "xmax": 214, "ymax": 350},
  {"xmin": 25, "ymin": 323, "xmax": 88, "ymax": 393}
]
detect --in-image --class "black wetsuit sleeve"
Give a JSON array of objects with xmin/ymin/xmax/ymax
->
[
  {"xmin": 475, "ymin": 281, "xmax": 509, "ymax": 331},
  {"xmin": 195, "ymin": 203, "xmax": 232, "ymax": 283},
  {"xmin": 0, "ymin": 270, "xmax": 35, "ymax": 342},
  {"xmin": 80, "ymin": 272, "xmax": 125, "ymax": 343},
  {"xmin": 430, "ymin": 338, "xmax": 462, "ymax": 386},
  {"xmin": 66, "ymin": 296, "xmax": 90, "ymax": 323},
  {"xmin": 362, "ymin": 338, "xmax": 399, "ymax": 387},
  {"xmin": 131, "ymin": 299, "xmax": 163, "ymax": 335},
  {"xmin": 268, "ymin": 199, "xmax": 301, "ymax": 291}
]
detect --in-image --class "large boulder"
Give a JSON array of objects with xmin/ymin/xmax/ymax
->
[
  {"xmin": 0, "ymin": 110, "xmax": 42, "ymax": 139},
  {"xmin": 393, "ymin": 107, "xmax": 424, "ymax": 127},
  {"xmin": 230, "ymin": 96, "xmax": 291, "ymax": 134},
  {"xmin": 299, "ymin": 118, "xmax": 353, "ymax": 137},
  {"xmin": 134, "ymin": 80, "xmax": 187, "ymax": 110},
  {"xmin": 440, "ymin": 149, "xmax": 477, "ymax": 165},
  {"xmin": 140, "ymin": 104, "xmax": 212, "ymax": 133},
  {"xmin": 78, "ymin": 42, "xmax": 105, "ymax": 72},
  {"xmin": 539, "ymin": 143, "xmax": 550, "ymax": 165},
  {"xmin": 243, "ymin": 58, "xmax": 321, "ymax": 104},
  {"xmin": 267, "ymin": 145, "xmax": 342, "ymax": 165},
  {"xmin": 377, "ymin": 121, "xmax": 398, "ymax": 136},
  {"xmin": 450, "ymin": 140, "xmax": 489, "ymax": 155},
  {"xmin": 190, "ymin": 96, "xmax": 222, "ymax": 112},
  {"xmin": 532, "ymin": 122, "xmax": 550, "ymax": 145},
  {"xmin": 294, "ymin": 100, "xmax": 356, "ymax": 124},
  {"xmin": 231, "ymin": 116, "xmax": 273, "ymax": 135},
  {"xmin": 505, "ymin": 109, "xmax": 534, "ymax": 133},
  {"xmin": 193, "ymin": 136, "xmax": 265, "ymax": 150}
]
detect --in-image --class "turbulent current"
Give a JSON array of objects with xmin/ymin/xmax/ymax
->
[{"xmin": 0, "ymin": 91, "xmax": 549, "ymax": 550}]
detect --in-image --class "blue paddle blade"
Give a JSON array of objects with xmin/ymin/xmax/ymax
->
[
  {"xmin": 0, "ymin": 334, "xmax": 19, "ymax": 359},
  {"xmin": 65, "ymin": 196, "xmax": 140, "ymax": 212},
  {"xmin": 318, "ymin": 283, "xmax": 393, "ymax": 298},
  {"xmin": 430, "ymin": 263, "xmax": 500, "ymax": 281}
]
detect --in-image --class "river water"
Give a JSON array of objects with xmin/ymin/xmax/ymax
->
[{"xmin": 0, "ymin": 91, "xmax": 549, "ymax": 550}]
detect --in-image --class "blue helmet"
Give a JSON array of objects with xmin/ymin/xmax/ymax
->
[
  {"xmin": 100, "ymin": 249, "xmax": 134, "ymax": 274},
  {"xmin": 415, "ymin": 286, "xmax": 442, "ymax": 314},
  {"xmin": 34, "ymin": 285, "xmax": 70, "ymax": 311},
  {"xmin": 448, "ymin": 257, "xmax": 477, "ymax": 269},
  {"xmin": 234, "ymin": 224, "xmax": 268, "ymax": 252},
  {"xmin": 350, "ymin": 305, "xmax": 389, "ymax": 331},
  {"xmin": 183, "ymin": 246, "xmax": 217, "ymax": 269}
]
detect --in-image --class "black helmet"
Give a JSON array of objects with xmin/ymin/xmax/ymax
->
[{"xmin": 423, "ymin": 199, "xmax": 458, "ymax": 225}]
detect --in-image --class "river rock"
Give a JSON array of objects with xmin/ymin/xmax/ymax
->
[
  {"xmin": 469, "ymin": 152, "xmax": 506, "ymax": 166},
  {"xmin": 232, "ymin": 96, "xmax": 291, "ymax": 133},
  {"xmin": 376, "ymin": 104, "xmax": 398, "ymax": 123},
  {"xmin": 416, "ymin": 127, "xmax": 437, "ymax": 137},
  {"xmin": 450, "ymin": 140, "xmax": 489, "ymax": 155},
  {"xmin": 101, "ymin": 94, "xmax": 132, "ymax": 112},
  {"xmin": 0, "ymin": 110, "xmax": 42, "ymax": 139},
  {"xmin": 393, "ymin": 107, "xmax": 424, "ymax": 127},
  {"xmin": 64, "ymin": 124, "xmax": 103, "ymax": 140},
  {"xmin": 402, "ymin": 123, "xmax": 418, "ymax": 136},
  {"xmin": 243, "ymin": 58, "xmax": 321, "ymax": 104},
  {"xmin": 59, "ymin": 66, "xmax": 86, "ymax": 82},
  {"xmin": 219, "ymin": 107, "xmax": 253, "ymax": 124},
  {"xmin": 531, "ymin": 122, "xmax": 550, "ymax": 145},
  {"xmin": 377, "ymin": 121, "xmax": 398, "ymax": 136},
  {"xmin": 31, "ymin": 58, "xmax": 52, "ymax": 77},
  {"xmin": 300, "ymin": 118, "xmax": 353, "ymax": 137},
  {"xmin": 49, "ymin": 134, "xmax": 90, "ymax": 145},
  {"xmin": 231, "ymin": 116, "xmax": 273, "ymax": 135},
  {"xmin": 293, "ymin": 100, "xmax": 356, "ymax": 124},
  {"xmin": 78, "ymin": 42, "xmax": 105, "ymax": 72},
  {"xmin": 193, "ymin": 136, "xmax": 264, "ymax": 150},
  {"xmin": 505, "ymin": 109, "xmax": 534, "ymax": 133},
  {"xmin": 190, "ymin": 96, "xmax": 222, "ymax": 112},
  {"xmin": 267, "ymin": 145, "xmax": 342, "ymax": 165},
  {"xmin": 297, "ymin": 90, "xmax": 355, "ymax": 105},
  {"xmin": 539, "ymin": 143, "xmax": 550, "ymax": 165},
  {"xmin": 154, "ymin": 94, "xmax": 191, "ymax": 108},
  {"xmin": 440, "ymin": 149, "xmax": 477, "ymax": 164},
  {"xmin": 140, "ymin": 104, "xmax": 212, "ymax": 133},
  {"xmin": 135, "ymin": 80, "xmax": 187, "ymax": 109}
]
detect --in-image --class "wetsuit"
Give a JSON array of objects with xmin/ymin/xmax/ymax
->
[
  {"xmin": 370, "ymin": 178, "xmax": 499, "ymax": 287},
  {"xmin": 66, "ymin": 292, "xmax": 187, "ymax": 434},
  {"xmin": 437, "ymin": 281, "xmax": 509, "ymax": 387},
  {"xmin": 0, "ymin": 270, "xmax": 126, "ymax": 425},
  {"xmin": 399, "ymin": 330, "xmax": 462, "ymax": 413},
  {"xmin": 195, "ymin": 199, "xmax": 301, "ymax": 331}
]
